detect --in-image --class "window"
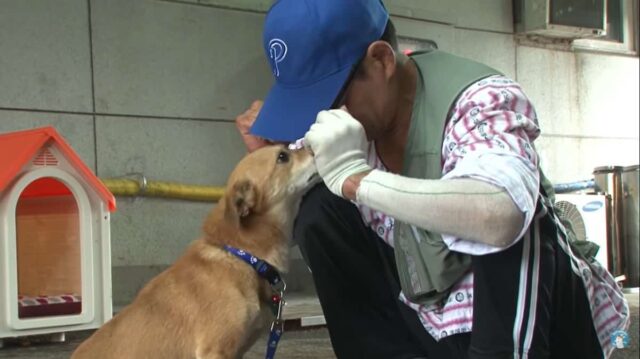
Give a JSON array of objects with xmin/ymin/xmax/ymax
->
[{"xmin": 572, "ymin": 0, "xmax": 639, "ymax": 55}]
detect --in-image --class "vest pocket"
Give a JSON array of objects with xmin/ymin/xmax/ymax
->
[{"xmin": 394, "ymin": 222, "xmax": 471, "ymax": 307}]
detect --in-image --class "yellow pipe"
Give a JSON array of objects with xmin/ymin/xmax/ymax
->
[{"xmin": 101, "ymin": 178, "xmax": 225, "ymax": 202}]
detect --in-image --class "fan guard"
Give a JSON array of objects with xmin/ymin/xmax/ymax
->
[{"xmin": 554, "ymin": 200, "xmax": 588, "ymax": 242}]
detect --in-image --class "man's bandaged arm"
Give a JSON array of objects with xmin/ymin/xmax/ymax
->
[{"xmin": 356, "ymin": 170, "xmax": 524, "ymax": 248}]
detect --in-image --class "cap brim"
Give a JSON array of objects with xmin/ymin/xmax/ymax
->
[{"xmin": 250, "ymin": 66, "xmax": 353, "ymax": 142}]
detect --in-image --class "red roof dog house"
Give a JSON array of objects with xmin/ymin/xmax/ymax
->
[{"xmin": 0, "ymin": 126, "xmax": 115, "ymax": 345}]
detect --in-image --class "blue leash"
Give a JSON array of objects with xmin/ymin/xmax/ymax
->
[
  {"xmin": 223, "ymin": 245, "xmax": 286, "ymax": 359},
  {"xmin": 266, "ymin": 314, "xmax": 284, "ymax": 359}
]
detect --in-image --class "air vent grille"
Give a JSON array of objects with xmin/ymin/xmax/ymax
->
[{"xmin": 33, "ymin": 147, "xmax": 59, "ymax": 166}]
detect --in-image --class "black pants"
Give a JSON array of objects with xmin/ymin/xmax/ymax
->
[{"xmin": 293, "ymin": 184, "xmax": 602, "ymax": 359}]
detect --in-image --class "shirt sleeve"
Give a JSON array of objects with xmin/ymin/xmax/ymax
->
[{"xmin": 440, "ymin": 75, "xmax": 541, "ymax": 255}]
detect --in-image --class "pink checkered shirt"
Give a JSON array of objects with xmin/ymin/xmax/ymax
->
[{"xmin": 355, "ymin": 75, "xmax": 629, "ymax": 356}]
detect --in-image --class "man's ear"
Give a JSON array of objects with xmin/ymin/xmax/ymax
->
[
  {"xmin": 366, "ymin": 40, "xmax": 396, "ymax": 80},
  {"xmin": 225, "ymin": 179, "xmax": 257, "ymax": 225}
]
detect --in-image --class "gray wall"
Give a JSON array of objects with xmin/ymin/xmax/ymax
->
[
  {"xmin": 1, "ymin": 0, "xmax": 638, "ymax": 305},
  {"xmin": 0, "ymin": 0, "xmax": 272, "ymax": 305}
]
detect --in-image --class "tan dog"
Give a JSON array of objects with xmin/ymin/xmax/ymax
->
[{"xmin": 72, "ymin": 145, "xmax": 318, "ymax": 359}]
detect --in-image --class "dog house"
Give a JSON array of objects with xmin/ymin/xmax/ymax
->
[{"xmin": 0, "ymin": 126, "xmax": 115, "ymax": 345}]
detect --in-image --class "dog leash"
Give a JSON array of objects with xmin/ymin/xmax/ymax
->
[{"xmin": 223, "ymin": 245, "xmax": 286, "ymax": 359}]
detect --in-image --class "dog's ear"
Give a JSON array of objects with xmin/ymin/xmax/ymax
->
[{"xmin": 225, "ymin": 179, "xmax": 257, "ymax": 224}]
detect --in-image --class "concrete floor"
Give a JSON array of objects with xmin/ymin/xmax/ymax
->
[
  {"xmin": 0, "ymin": 328, "xmax": 336, "ymax": 359},
  {"xmin": 1, "ymin": 293, "xmax": 637, "ymax": 359}
]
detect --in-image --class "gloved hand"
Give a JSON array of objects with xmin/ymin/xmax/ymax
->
[{"xmin": 304, "ymin": 109, "xmax": 372, "ymax": 197}]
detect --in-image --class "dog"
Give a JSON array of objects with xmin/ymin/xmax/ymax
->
[{"xmin": 72, "ymin": 145, "xmax": 319, "ymax": 359}]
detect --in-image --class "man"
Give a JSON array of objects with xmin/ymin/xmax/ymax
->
[{"xmin": 235, "ymin": 0, "xmax": 629, "ymax": 358}]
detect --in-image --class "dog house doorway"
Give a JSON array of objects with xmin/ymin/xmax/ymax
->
[{"xmin": 15, "ymin": 177, "xmax": 82, "ymax": 319}]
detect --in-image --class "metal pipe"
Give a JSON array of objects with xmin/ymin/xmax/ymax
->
[
  {"xmin": 594, "ymin": 166, "xmax": 626, "ymax": 279},
  {"xmin": 103, "ymin": 175, "xmax": 594, "ymax": 201},
  {"xmin": 101, "ymin": 176, "xmax": 225, "ymax": 202},
  {"xmin": 553, "ymin": 179, "xmax": 595, "ymax": 194}
]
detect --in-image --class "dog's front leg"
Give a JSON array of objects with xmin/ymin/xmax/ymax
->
[
  {"xmin": 195, "ymin": 349, "xmax": 241, "ymax": 359},
  {"xmin": 195, "ymin": 326, "xmax": 248, "ymax": 359}
]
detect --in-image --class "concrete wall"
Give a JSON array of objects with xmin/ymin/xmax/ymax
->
[
  {"xmin": 1, "ymin": 0, "xmax": 638, "ymax": 305},
  {"xmin": 0, "ymin": 0, "xmax": 271, "ymax": 305},
  {"xmin": 521, "ymin": 48, "xmax": 640, "ymax": 182}
]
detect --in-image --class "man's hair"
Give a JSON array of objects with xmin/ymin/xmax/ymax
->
[
  {"xmin": 352, "ymin": 19, "xmax": 398, "ymax": 79},
  {"xmin": 340, "ymin": 19, "xmax": 398, "ymax": 88},
  {"xmin": 380, "ymin": 19, "xmax": 398, "ymax": 51}
]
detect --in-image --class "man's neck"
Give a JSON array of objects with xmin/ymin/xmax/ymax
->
[{"xmin": 376, "ymin": 56, "xmax": 418, "ymax": 174}]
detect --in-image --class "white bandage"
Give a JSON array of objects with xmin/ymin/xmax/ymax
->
[{"xmin": 357, "ymin": 170, "xmax": 524, "ymax": 249}]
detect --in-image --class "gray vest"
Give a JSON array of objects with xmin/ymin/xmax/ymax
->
[
  {"xmin": 394, "ymin": 50, "xmax": 501, "ymax": 306},
  {"xmin": 393, "ymin": 50, "xmax": 594, "ymax": 307}
]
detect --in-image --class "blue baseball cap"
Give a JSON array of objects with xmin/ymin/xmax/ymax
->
[{"xmin": 250, "ymin": 0, "xmax": 389, "ymax": 142}]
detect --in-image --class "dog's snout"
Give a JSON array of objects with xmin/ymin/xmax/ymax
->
[{"xmin": 289, "ymin": 146, "xmax": 313, "ymax": 161}]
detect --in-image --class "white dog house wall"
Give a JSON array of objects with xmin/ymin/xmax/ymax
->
[{"xmin": 0, "ymin": 126, "xmax": 115, "ymax": 345}]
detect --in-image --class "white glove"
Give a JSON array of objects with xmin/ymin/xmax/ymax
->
[{"xmin": 304, "ymin": 109, "xmax": 372, "ymax": 197}]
